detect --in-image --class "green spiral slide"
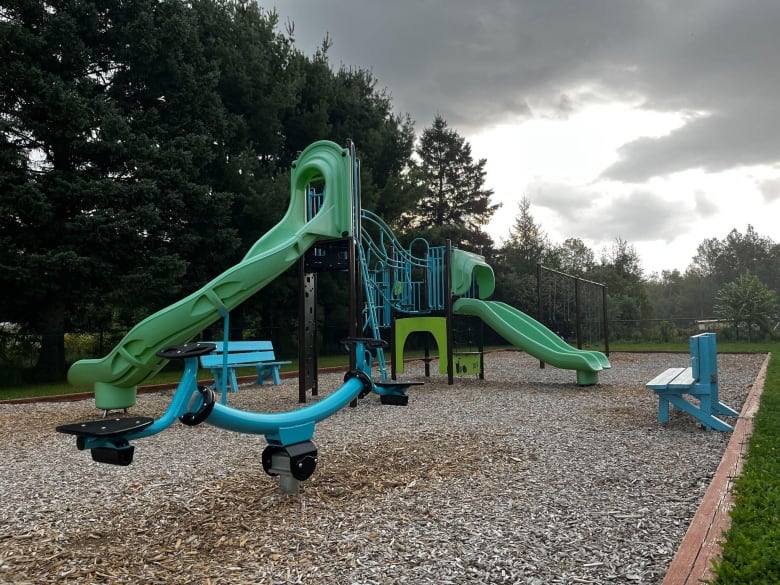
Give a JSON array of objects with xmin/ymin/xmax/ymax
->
[
  {"xmin": 453, "ymin": 297, "xmax": 610, "ymax": 385},
  {"xmin": 68, "ymin": 141, "xmax": 354, "ymax": 409}
]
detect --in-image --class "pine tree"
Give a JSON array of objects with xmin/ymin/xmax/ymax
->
[
  {"xmin": 407, "ymin": 116, "xmax": 499, "ymax": 248},
  {"xmin": 0, "ymin": 0, "xmax": 250, "ymax": 379},
  {"xmin": 492, "ymin": 197, "xmax": 549, "ymax": 312},
  {"xmin": 0, "ymin": 0, "xmax": 132, "ymax": 379},
  {"xmin": 504, "ymin": 197, "xmax": 550, "ymax": 274}
]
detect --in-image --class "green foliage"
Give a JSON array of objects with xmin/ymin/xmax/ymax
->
[
  {"xmin": 646, "ymin": 269, "xmax": 711, "ymax": 320},
  {"xmin": 0, "ymin": 326, "xmax": 39, "ymax": 369},
  {"xmin": 503, "ymin": 197, "xmax": 550, "ymax": 272},
  {"xmin": 715, "ymin": 272, "xmax": 778, "ymax": 341},
  {"xmin": 682, "ymin": 226, "xmax": 780, "ymax": 323},
  {"xmin": 0, "ymin": 0, "xmax": 260, "ymax": 378},
  {"xmin": 493, "ymin": 198, "xmax": 551, "ymax": 311},
  {"xmin": 0, "ymin": 0, "xmax": 416, "ymax": 377},
  {"xmin": 553, "ymin": 237, "xmax": 596, "ymax": 275},
  {"xmin": 713, "ymin": 346, "xmax": 780, "ymax": 584},
  {"xmin": 405, "ymin": 115, "xmax": 499, "ymax": 240}
]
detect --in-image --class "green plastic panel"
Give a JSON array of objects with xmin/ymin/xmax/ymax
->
[
  {"xmin": 69, "ymin": 141, "xmax": 353, "ymax": 406},
  {"xmin": 453, "ymin": 298, "xmax": 610, "ymax": 385},
  {"xmin": 450, "ymin": 249, "xmax": 495, "ymax": 298},
  {"xmin": 394, "ymin": 316, "xmax": 448, "ymax": 375}
]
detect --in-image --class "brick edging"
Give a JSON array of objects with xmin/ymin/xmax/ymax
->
[
  {"xmin": 662, "ymin": 352, "xmax": 771, "ymax": 584},
  {"xmin": 0, "ymin": 365, "xmax": 350, "ymax": 405}
]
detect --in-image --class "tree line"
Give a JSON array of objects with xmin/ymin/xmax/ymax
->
[
  {"xmin": 1, "ymin": 0, "xmax": 778, "ymax": 383},
  {"xmin": 500, "ymin": 203, "xmax": 779, "ymax": 344}
]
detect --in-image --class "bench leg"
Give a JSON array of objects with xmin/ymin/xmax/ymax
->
[
  {"xmin": 666, "ymin": 394, "xmax": 733, "ymax": 432},
  {"xmin": 699, "ymin": 392, "xmax": 713, "ymax": 419},
  {"xmin": 256, "ymin": 367, "xmax": 270, "ymax": 386},
  {"xmin": 714, "ymin": 401, "xmax": 740, "ymax": 417},
  {"xmin": 658, "ymin": 395, "xmax": 670, "ymax": 424},
  {"xmin": 229, "ymin": 369, "xmax": 240, "ymax": 393},
  {"xmin": 255, "ymin": 365, "xmax": 282, "ymax": 386},
  {"xmin": 211, "ymin": 368, "xmax": 226, "ymax": 394}
]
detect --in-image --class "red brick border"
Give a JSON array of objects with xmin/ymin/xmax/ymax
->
[
  {"xmin": 0, "ymin": 366, "xmax": 346, "ymax": 406},
  {"xmin": 662, "ymin": 353, "xmax": 771, "ymax": 585}
]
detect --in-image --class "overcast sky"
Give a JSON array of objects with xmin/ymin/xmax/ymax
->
[{"xmin": 271, "ymin": 0, "xmax": 780, "ymax": 275}]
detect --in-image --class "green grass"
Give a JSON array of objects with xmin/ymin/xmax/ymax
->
[
  {"xmin": 0, "ymin": 358, "xmax": 313, "ymax": 401},
  {"xmin": 1, "ymin": 342, "xmax": 771, "ymax": 401},
  {"xmin": 602, "ymin": 341, "xmax": 779, "ymax": 354},
  {"xmin": 712, "ymin": 346, "xmax": 780, "ymax": 584},
  {"xmin": 0, "ymin": 347, "xmax": 462, "ymax": 400}
]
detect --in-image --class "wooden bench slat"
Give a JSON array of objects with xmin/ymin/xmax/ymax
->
[
  {"xmin": 200, "ymin": 351, "xmax": 277, "ymax": 368},
  {"xmin": 211, "ymin": 340, "xmax": 274, "ymax": 352},
  {"xmin": 646, "ymin": 367, "xmax": 686, "ymax": 389},
  {"xmin": 668, "ymin": 367, "xmax": 696, "ymax": 389},
  {"xmin": 200, "ymin": 340, "xmax": 291, "ymax": 395}
]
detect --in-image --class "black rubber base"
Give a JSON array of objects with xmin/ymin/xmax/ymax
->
[
  {"xmin": 380, "ymin": 394, "xmax": 409, "ymax": 406},
  {"xmin": 91, "ymin": 445, "xmax": 135, "ymax": 466},
  {"xmin": 57, "ymin": 417, "xmax": 154, "ymax": 438},
  {"xmin": 262, "ymin": 441, "xmax": 319, "ymax": 480}
]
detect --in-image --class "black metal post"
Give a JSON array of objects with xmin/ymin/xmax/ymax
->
[
  {"xmin": 445, "ymin": 240, "xmax": 454, "ymax": 385},
  {"xmin": 298, "ymin": 259, "xmax": 317, "ymax": 403},
  {"xmin": 603, "ymin": 285, "xmax": 610, "ymax": 356},
  {"xmin": 478, "ymin": 318, "xmax": 485, "ymax": 380},
  {"xmin": 537, "ymin": 262, "xmax": 545, "ymax": 369},
  {"xmin": 575, "ymin": 277, "xmax": 583, "ymax": 349}
]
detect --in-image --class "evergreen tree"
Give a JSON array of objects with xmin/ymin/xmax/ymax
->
[
  {"xmin": 0, "ymin": 0, "xmax": 142, "ymax": 379},
  {"xmin": 0, "ymin": 0, "xmax": 286, "ymax": 379},
  {"xmin": 503, "ymin": 197, "xmax": 550, "ymax": 274},
  {"xmin": 589, "ymin": 237, "xmax": 651, "ymax": 341},
  {"xmin": 492, "ymin": 198, "xmax": 549, "ymax": 313},
  {"xmin": 405, "ymin": 115, "xmax": 498, "ymax": 250}
]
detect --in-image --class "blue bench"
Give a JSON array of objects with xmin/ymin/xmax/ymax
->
[
  {"xmin": 646, "ymin": 333, "xmax": 739, "ymax": 431},
  {"xmin": 200, "ymin": 341, "xmax": 291, "ymax": 394}
]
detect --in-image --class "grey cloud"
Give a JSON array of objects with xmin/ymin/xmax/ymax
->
[
  {"xmin": 274, "ymin": 0, "xmax": 658, "ymax": 130},
  {"xmin": 273, "ymin": 0, "xmax": 780, "ymax": 177},
  {"xmin": 694, "ymin": 191, "xmax": 719, "ymax": 217},
  {"xmin": 528, "ymin": 182, "xmax": 690, "ymax": 242},
  {"xmin": 602, "ymin": 111, "xmax": 780, "ymax": 182},
  {"xmin": 527, "ymin": 181, "xmax": 594, "ymax": 224},
  {"xmin": 758, "ymin": 178, "xmax": 780, "ymax": 203},
  {"xmin": 584, "ymin": 191, "xmax": 688, "ymax": 242}
]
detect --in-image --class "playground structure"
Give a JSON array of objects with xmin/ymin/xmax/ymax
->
[{"xmin": 58, "ymin": 139, "xmax": 610, "ymax": 491}]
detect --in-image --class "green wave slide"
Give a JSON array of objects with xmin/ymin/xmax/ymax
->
[
  {"xmin": 68, "ymin": 141, "xmax": 354, "ymax": 409},
  {"xmin": 453, "ymin": 297, "xmax": 610, "ymax": 386}
]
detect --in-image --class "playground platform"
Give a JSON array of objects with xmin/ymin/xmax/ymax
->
[{"xmin": 0, "ymin": 351, "xmax": 767, "ymax": 584}]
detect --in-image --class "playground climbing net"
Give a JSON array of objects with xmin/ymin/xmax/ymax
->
[{"xmin": 536, "ymin": 263, "xmax": 609, "ymax": 352}]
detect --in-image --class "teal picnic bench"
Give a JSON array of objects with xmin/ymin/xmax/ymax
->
[
  {"xmin": 645, "ymin": 332, "xmax": 739, "ymax": 431},
  {"xmin": 199, "ymin": 341, "xmax": 291, "ymax": 394}
]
